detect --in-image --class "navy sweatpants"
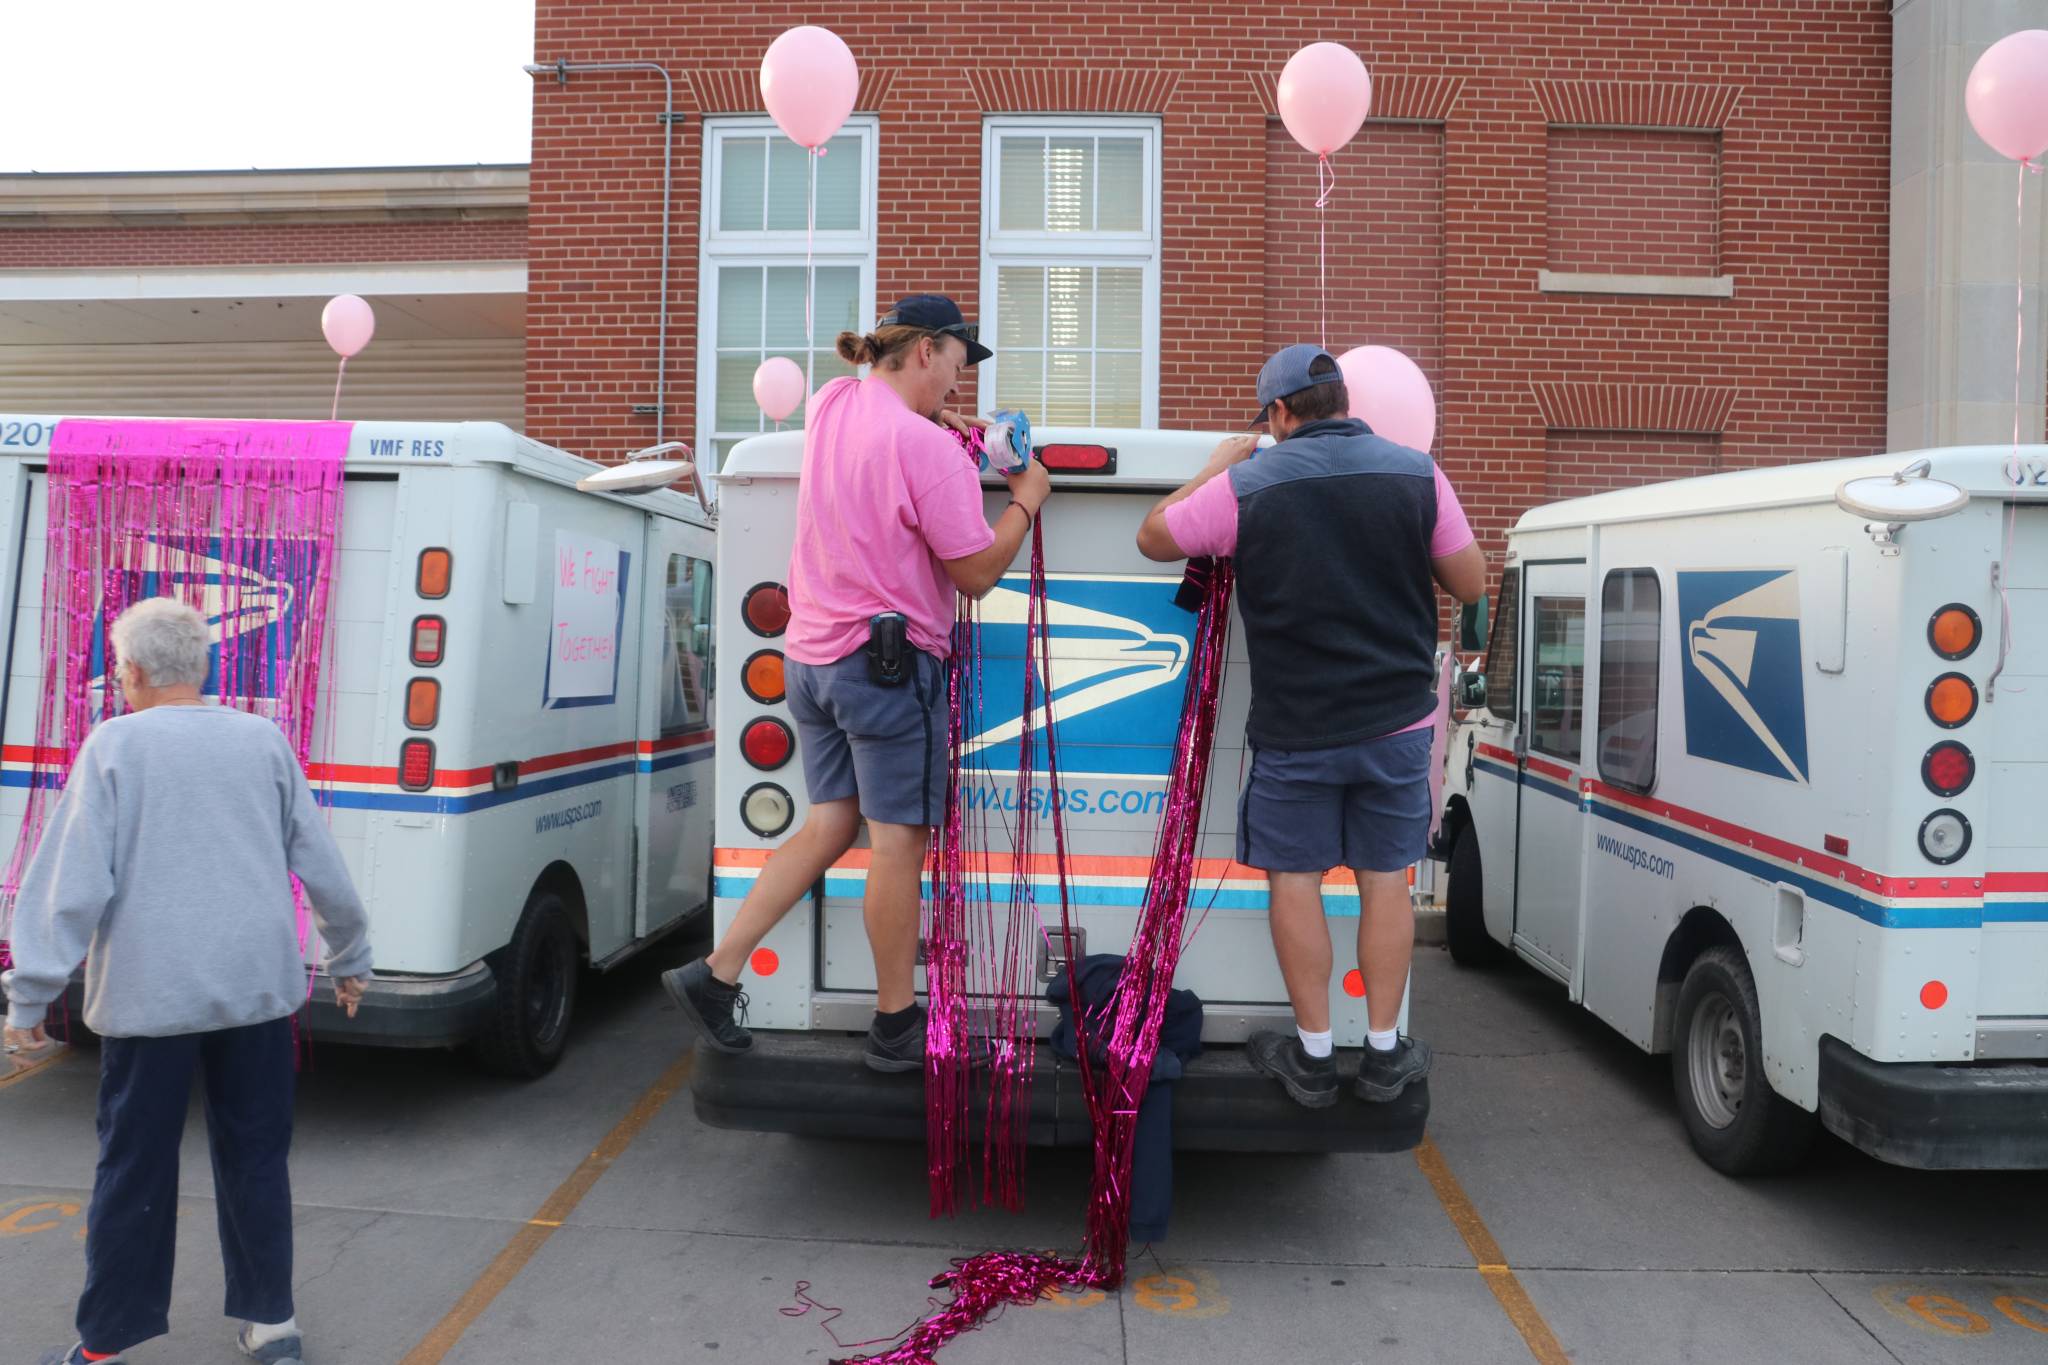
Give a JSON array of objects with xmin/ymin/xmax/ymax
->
[{"xmin": 77, "ymin": 1016, "xmax": 296, "ymax": 1353}]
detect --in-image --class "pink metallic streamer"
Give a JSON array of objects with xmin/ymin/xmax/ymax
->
[
  {"xmin": 847, "ymin": 547, "xmax": 1236, "ymax": 1365},
  {"xmin": 0, "ymin": 420, "xmax": 348, "ymax": 997}
]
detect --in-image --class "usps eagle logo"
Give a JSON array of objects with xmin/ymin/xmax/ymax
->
[
  {"xmin": 963, "ymin": 573, "xmax": 1194, "ymax": 780},
  {"xmin": 1677, "ymin": 569, "xmax": 1809, "ymax": 784}
]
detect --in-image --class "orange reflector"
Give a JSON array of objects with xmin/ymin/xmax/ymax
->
[
  {"xmin": 417, "ymin": 548, "xmax": 452, "ymax": 599},
  {"xmin": 750, "ymin": 948, "xmax": 781, "ymax": 977},
  {"xmin": 1928, "ymin": 605, "xmax": 1980, "ymax": 660},
  {"xmin": 1921, "ymin": 980, "xmax": 1948, "ymax": 1010},
  {"xmin": 743, "ymin": 650, "xmax": 787, "ymax": 705},
  {"xmin": 405, "ymin": 677, "xmax": 440, "ymax": 730},
  {"xmin": 1926, "ymin": 673, "xmax": 1978, "ymax": 728}
]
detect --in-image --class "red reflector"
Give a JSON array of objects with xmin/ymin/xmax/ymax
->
[
  {"xmin": 1921, "ymin": 980, "xmax": 1949, "ymax": 1010},
  {"xmin": 398, "ymin": 739, "xmax": 435, "ymax": 792},
  {"xmin": 1922, "ymin": 742, "xmax": 1975, "ymax": 798},
  {"xmin": 751, "ymin": 948, "xmax": 781, "ymax": 977},
  {"xmin": 742, "ymin": 718, "xmax": 793, "ymax": 770},
  {"xmin": 1038, "ymin": 443, "xmax": 1114, "ymax": 472},
  {"xmin": 411, "ymin": 616, "xmax": 445, "ymax": 666},
  {"xmin": 1824, "ymin": 835, "xmax": 1849, "ymax": 857}
]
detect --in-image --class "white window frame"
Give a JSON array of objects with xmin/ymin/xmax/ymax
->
[
  {"xmin": 977, "ymin": 116, "xmax": 1162, "ymax": 427},
  {"xmin": 696, "ymin": 115, "xmax": 879, "ymax": 469}
]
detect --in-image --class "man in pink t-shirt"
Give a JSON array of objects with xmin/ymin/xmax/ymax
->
[
  {"xmin": 1136, "ymin": 344, "xmax": 1485, "ymax": 1111},
  {"xmin": 665, "ymin": 295, "xmax": 1050, "ymax": 1073}
]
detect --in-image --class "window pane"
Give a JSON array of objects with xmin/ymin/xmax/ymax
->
[
  {"xmin": 1046, "ymin": 351, "xmax": 1092, "ymax": 425},
  {"xmin": 716, "ymin": 266, "xmax": 763, "ymax": 347},
  {"xmin": 1097, "ymin": 138, "xmax": 1144, "ymax": 231},
  {"xmin": 716, "ymin": 354, "xmax": 762, "ymax": 430},
  {"xmin": 1046, "ymin": 265, "xmax": 1093, "ymax": 348},
  {"xmin": 1598, "ymin": 570, "xmax": 1660, "ymax": 793},
  {"xmin": 1096, "ymin": 268, "xmax": 1143, "ymax": 349},
  {"xmin": 996, "ymin": 351, "xmax": 1043, "ymax": 413},
  {"xmin": 1045, "ymin": 137, "xmax": 1095, "ymax": 232},
  {"xmin": 1529, "ymin": 596, "xmax": 1586, "ymax": 762},
  {"xmin": 712, "ymin": 437, "xmax": 747, "ymax": 468},
  {"xmin": 766, "ymin": 138, "xmax": 811, "ymax": 230},
  {"xmin": 997, "ymin": 266, "xmax": 1046, "ymax": 347},
  {"xmin": 718, "ymin": 136, "xmax": 767, "ymax": 232},
  {"xmin": 661, "ymin": 554, "xmax": 711, "ymax": 736},
  {"xmin": 1485, "ymin": 569, "xmax": 1520, "ymax": 721},
  {"xmin": 999, "ymin": 136, "xmax": 1043, "ymax": 232},
  {"xmin": 1096, "ymin": 352, "xmax": 1140, "ymax": 426},
  {"xmin": 813, "ymin": 266, "xmax": 861, "ymax": 337},
  {"xmin": 763, "ymin": 267, "xmax": 810, "ymax": 347},
  {"xmin": 812, "ymin": 348, "xmax": 855, "ymax": 390},
  {"xmin": 814, "ymin": 132, "xmax": 862, "ymax": 230}
]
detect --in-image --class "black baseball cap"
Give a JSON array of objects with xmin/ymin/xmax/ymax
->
[{"xmin": 876, "ymin": 294, "xmax": 993, "ymax": 365}]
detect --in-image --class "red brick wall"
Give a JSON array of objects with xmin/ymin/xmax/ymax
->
[
  {"xmin": 0, "ymin": 219, "xmax": 526, "ymax": 270},
  {"xmin": 1545, "ymin": 433, "xmax": 1720, "ymax": 500},
  {"xmin": 528, "ymin": 1, "xmax": 1893, "ymax": 573},
  {"xmin": 1545, "ymin": 130, "xmax": 1719, "ymax": 277}
]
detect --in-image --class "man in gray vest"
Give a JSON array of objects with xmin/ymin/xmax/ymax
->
[{"xmin": 1136, "ymin": 344, "xmax": 1484, "ymax": 1107}]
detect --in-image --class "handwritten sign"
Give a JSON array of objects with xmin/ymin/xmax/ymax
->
[{"xmin": 546, "ymin": 531, "xmax": 627, "ymax": 706}]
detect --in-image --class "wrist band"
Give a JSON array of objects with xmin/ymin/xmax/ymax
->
[{"xmin": 1007, "ymin": 499, "xmax": 1035, "ymax": 528}]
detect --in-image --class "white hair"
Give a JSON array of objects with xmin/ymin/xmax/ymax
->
[{"xmin": 110, "ymin": 597, "xmax": 211, "ymax": 689}]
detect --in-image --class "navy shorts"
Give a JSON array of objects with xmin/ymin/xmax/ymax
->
[
  {"xmin": 1236, "ymin": 727, "xmax": 1433, "ymax": 874},
  {"xmin": 784, "ymin": 649, "xmax": 946, "ymax": 828}
]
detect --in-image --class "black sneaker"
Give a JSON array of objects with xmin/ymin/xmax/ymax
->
[
  {"xmin": 1355, "ymin": 1036, "xmax": 1433, "ymax": 1102},
  {"xmin": 1246, "ymin": 1030, "xmax": 1339, "ymax": 1108},
  {"xmin": 661, "ymin": 958, "xmax": 751, "ymax": 1053},
  {"xmin": 864, "ymin": 1005, "xmax": 927, "ymax": 1074}
]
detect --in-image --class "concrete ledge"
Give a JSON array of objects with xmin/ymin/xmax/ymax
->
[
  {"xmin": 1539, "ymin": 269, "xmax": 1735, "ymax": 298},
  {"xmin": 1415, "ymin": 902, "xmax": 1448, "ymax": 946}
]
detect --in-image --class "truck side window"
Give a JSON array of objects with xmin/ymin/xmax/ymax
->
[
  {"xmin": 1529, "ymin": 596, "xmax": 1585, "ymax": 762},
  {"xmin": 1484, "ymin": 567, "xmax": 1520, "ymax": 722},
  {"xmin": 1597, "ymin": 569, "xmax": 1660, "ymax": 794},
  {"xmin": 660, "ymin": 554, "xmax": 714, "ymax": 736}
]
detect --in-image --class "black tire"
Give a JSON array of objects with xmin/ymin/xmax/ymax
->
[
  {"xmin": 1444, "ymin": 826, "xmax": 1501, "ymax": 966},
  {"xmin": 1670, "ymin": 946, "xmax": 1816, "ymax": 1175},
  {"xmin": 472, "ymin": 889, "xmax": 580, "ymax": 1079}
]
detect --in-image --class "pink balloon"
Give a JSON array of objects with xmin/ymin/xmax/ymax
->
[
  {"xmin": 753, "ymin": 356, "xmax": 807, "ymax": 422},
  {"xmin": 759, "ymin": 26, "xmax": 858, "ymax": 150},
  {"xmin": 320, "ymin": 294, "xmax": 375, "ymax": 359},
  {"xmin": 1336, "ymin": 345, "xmax": 1436, "ymax": 454},
  {"xmin": 1277, "ymin": 42, "xmax": 1372, "ymax": 157},
  {"xmin": 1967, "ymin": 30, "xmax": 2048, "ymax": 163}
]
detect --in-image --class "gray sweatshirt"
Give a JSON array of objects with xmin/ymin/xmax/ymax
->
[{"xmin": 2, "ymin": 704, "xmax": 373, "ymax": 1037}]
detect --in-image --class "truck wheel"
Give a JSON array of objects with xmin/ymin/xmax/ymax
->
[
  {"xmin": 1671, "ymin": 946, "xmax": 1815, "ymax": 1175},
  {"xmin": 1444, "ymin": 826, "xmax": 1500, "ymax": 966},
  {"xmin": 473, "ymin": 890, "xmax": 579, "ymax": 1079}
]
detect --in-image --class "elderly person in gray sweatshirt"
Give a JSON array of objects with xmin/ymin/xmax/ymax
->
[{"xmin": 1, "ymin": 598, "xmax": 372, "ymax": 1365}]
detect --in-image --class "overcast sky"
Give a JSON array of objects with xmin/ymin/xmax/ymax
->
[{"xmin": 2, "ymin": 1, "xmax": 533, "ymax": 173}]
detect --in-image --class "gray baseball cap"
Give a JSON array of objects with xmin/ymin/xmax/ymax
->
[{"xmin": 1251, "ymin": 343, "xmax": 1343, "ymax": 424}]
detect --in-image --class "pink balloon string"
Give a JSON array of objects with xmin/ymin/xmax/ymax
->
[
  {"xmin": 835, "ymin": 542, "xmax": 1237, "ymax": 1365},
  {"xmin": 0, "ymin": 420, "xmax": 348, "ymax": 1058},
  {"xmin": 330, "ymin": 356, "xmax": 348, "ymax": 423},
  {"xmin": 1991, "ymin": 158, "xmax": 2034, "ymax": 703},
  {"xmin": 1316, "ymin": 154, "xmax": 1337, "ymax": 350}
]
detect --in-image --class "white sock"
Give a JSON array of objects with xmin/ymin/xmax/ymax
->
[
  {"xmin": 1296, "ymin": 1027, "xmax": 1333, "ymax": 1059},
  {"xmin": 1367, "ymin": 1027, "xmax": 1399, "ymax": 1052},
  {"xmin": 246, "ymin": 1318, "xmax": 298, "ymax": 1347}
]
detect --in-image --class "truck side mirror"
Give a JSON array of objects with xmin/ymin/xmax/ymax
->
[
  {"xmin": 1458, "ymin": 595, "xmax": 1488, "ymax": 653},
  {"xmin": 1457, "ymin": 670, "xmax": 1488, "ymax": 709}
]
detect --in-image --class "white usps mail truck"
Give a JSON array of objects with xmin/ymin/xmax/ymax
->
[
  {"xmin": 692, "ymin": 426, "xmax": 1426, "ymax": 1153},
  {"xmin": 0, "ymin": 416, "xmax": 717, "ymax": 1076},
  {"xmin": 1435, "ymin": 445, "xmax": 2048, "ymax": 1172}
]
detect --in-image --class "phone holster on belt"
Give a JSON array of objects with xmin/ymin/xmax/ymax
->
[{"xmin": 867, "ymin": 612, "xmax": 910, "ymax": 686}]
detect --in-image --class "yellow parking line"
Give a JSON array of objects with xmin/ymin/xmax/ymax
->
[
  {"xmin": 0, "ymin": 1045, "xmax": 74, "ymax": 1091},
  {"xmin": 399, "ymin": 1049, "xmax": 695, "ymax": 1365},
  {"xmin": 1414, "ymin": 1135, "xmax": 1570, "ymax": 1365}
]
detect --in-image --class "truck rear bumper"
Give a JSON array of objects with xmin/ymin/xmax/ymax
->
[
  {"xmin": 691, "ymin": 1032, "xmax": 1429, "ymax": 1153},
  {"xmin": 1818, "ymin": 1035, "xmax": 2048, "ymax": 1169}
]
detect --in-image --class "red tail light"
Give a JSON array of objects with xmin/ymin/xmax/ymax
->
[
  {"xmin": 1922, "ymin": 741, "xmax": 1975, "ymax": 797},
  {"xmin": 411, "ymin": 616, "xmax": 445, "ymax": 666},
  {"xmin": 743, "ymin": 582, "xmax": 792, "ymax": 637},
  {"xmin": 1038, "ymin": 443, "xmax": 1116, "ymax": 473},
  {"xmin": 398, "ymin": 738, "xmax": 435, "ymax": 792},
  {"xmin": 742, "ymin": 717, "xmax": 793, "ymax": 770}
]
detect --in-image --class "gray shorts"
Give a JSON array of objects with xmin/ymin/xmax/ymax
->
[
  {"xmin": 1236, "ymin": 726, "xmax": 1433, "ymax": 874},
  {"xmin": 784, "ymin": 649, "xmax": 946, "ymax": 828}
]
